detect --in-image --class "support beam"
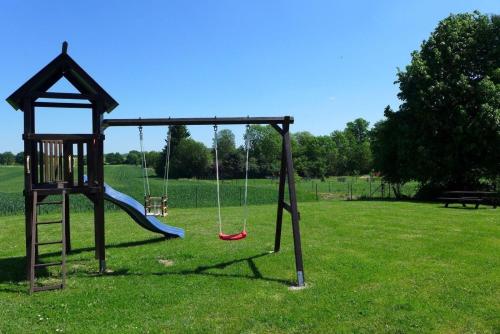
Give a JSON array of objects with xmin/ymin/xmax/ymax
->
[
  {"xmin": 23, "ymin": 99, "xmax": 34, "ymax": 279},
  {"xmin": 23, "ymin": 133, "xmax": 100, "ymax": 141},
  {"xmin": 283, "ymin": 128, "xmax": 305, "ymax": 287},
  {"xmin": 93, "ymin": 100, "xmax": 106, "ymax": 274},
  {"xmin": 273, "ymin": 117, "xmax": 305, "ymax": 287},
  {"xmin": 271, "ymin": 124, "xmax": 284, "ymax": 135},
  {"xmin": 101, "ymin": 116, "xmax": 294, "ymax": 129},
  {"xmin": 34, "ymin": 92, "xmax": 95, "ymax": 100},
  {"xmin": 33, "ymin": 102, "xmax": 93, "ymax": 109},
  {"xmin": 274, "ymin": 130, "xmax": 287, "ymax": 253}
]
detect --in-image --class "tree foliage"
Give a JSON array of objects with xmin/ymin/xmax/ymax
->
[
  {"xmin": 372, "ymin": 12, "xmax": 500, "ymax": 194},
  {"xmin": 105, "ymin": 152, "xmax": 124, "ymax": 165},
  {"xmin": 169, "ymin": 138, "xmax": 210, "ymax": 178},
  {"xmin": 125, "ymin": 150, "xmax": 141, "ymax": 165},
  {"xmin": 0, "ymin": 152, "xmax": 15, "ymax": 165},
  {"xmin": 246, "ymin": 125, "xmax": 281, "ymax": 177}
]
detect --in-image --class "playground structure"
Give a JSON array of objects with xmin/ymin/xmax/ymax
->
[{"xmin": 6, "ymin": 43, "xmax": 304, "ymax": 292}]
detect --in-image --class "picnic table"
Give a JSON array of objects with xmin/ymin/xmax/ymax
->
[{"xmin": 438, "ymin": 191, "xmax": 498, "ymax": 209}]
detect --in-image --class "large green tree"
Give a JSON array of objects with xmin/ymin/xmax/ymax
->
[
  {"xmin": 344, "ymin": 118, "xmax": 372, "ymax": 175},
  {"xmin": 245, "ymin": 125, "xmax": 281, "ymax": 177},
  {"xmin": 105, "ymin": 152, "xmax": 124, "ymax": 165},
  {"xmin": 213, "ymin": 129, "xmax": 244, "ymax": 178},
  {"xmin": 0, "ymin": 152, "xmax": 15, "ymax": 165},
  {"xmin": 125, "ymin": 150, "xmax": 141, "ymax": 165},
  {"xmin": 169, "ymin": 138, "xmax": 211, "ymax": 178},
  {"xmin": 155, "ymin": 125, "xmax": 191, "ymax": 177},
  {"xmin": 15, "ymin": 152, "xmax": 24, "ymax": 165},
  {"xmin": 373, "ymin": 12, "xmax": 500, "ymax": 194},
  {"xmin": 294, "ymin": 132, "xmax": 336, "ymax": 178}
]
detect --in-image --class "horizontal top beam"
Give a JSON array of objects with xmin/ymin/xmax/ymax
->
[
  {"xmin": 23, "ymin": 133, "xmax": 102, "ymax": 141},
  {"xmin": 101, "ymin": 116, "xmax": 293, "ymax": 129},
  {"xmin": 33, "ymin": 101, "xmax": 93, "ymax": 109},
  {"xmin": 34, "ymin": 92, "xmax": 96, "ymax": 100}
]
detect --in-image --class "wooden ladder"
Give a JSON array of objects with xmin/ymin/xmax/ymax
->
[{"xmin": 29, "ymin": 190, "xmax": 67, "ymax": 293}]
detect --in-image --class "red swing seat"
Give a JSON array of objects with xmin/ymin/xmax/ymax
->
[{"xmin": 218, "ymin": 230, "xmax": 247, "ymax": 241}]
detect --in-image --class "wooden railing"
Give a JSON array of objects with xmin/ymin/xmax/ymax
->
[{"xmin": 24, "ymin": 134, "xmax": 101, "ymax": 188}]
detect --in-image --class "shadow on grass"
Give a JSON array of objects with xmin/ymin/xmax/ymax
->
[
  {"xmin": 167, "ymin": 251, "xmax": 293, "ymax": 286},
  {"xmin": 1, "ymin": 239, "xmax": 291, "ymax": 292},
  {"xmin": 351, "ymin": 198, "xmax": 499, "ymax": 210},
  {"xmin": 0, "ymin": 236, "xmax": 167, "ymax": 287},
  {"xmin": 86, "ymin": 252, "xmax": 292, "ymax": 286}
]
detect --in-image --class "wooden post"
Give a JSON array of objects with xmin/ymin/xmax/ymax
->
[
  {"xmin": 274, "ymin": 130, "xmax": 287, "ymax": 253},
  {"xmin": 64, "ymin": 192, "xmax": 71, "ymax": 253},
  {"xmin": 283, "ymin": 120, "xmax": 305, "ymax": 287},
  {"xmin": 369, "ymin": 175, "xmax": 372, "ymax": 199},
  {"xmin": 93, "ymin": 100, "xmax": 106, "ymax": 273},
  {"xmin": 63, "ymin": 143, "xmax": 72, "ymax": 252},
  {"xmin": 23, "ymin": 99, "xmax": 35, "ymax": 279}
]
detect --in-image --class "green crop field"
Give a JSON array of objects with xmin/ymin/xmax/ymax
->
[
  {"xmin": 0, "ymin": 165, "xmax": 417, "ymax": 216},
  {"xmin": 0, "ymin": 200, "xmax": 499, "ymax": 333}
]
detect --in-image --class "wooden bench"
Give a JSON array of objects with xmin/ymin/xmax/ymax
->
[{"xmin": 438, "ymin": 191, "xmax": 498, "ymax": 209}]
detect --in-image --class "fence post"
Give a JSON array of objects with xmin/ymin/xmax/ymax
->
[
  {"xmin": 369, "ymin": 175, "xmax": 372, "ymax": 199},
  {"xmin": 315, "ymin": 184, "xmax": 318, "ymax": 201},
  {"xmin": 328, "ymin": 181, "xmax": 331, "ymax": 193}
]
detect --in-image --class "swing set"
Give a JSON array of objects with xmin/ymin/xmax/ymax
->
[
  {"xmin": 8, "ymin": 43, "xmax": 306, "ymax": 289},
  {"xmin": 138, "ymin": 123, "xmax": 252, "ymax": 241},
  {"xmin": 103, "ymin": 117, "xmax": 304, "ymax": 286}
]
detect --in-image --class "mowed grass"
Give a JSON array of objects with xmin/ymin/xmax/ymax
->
[{"xmin": 0, "ymin": 201, "xmax": 498, "ymax": 333}]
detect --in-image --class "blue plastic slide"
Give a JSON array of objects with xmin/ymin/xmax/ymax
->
[{"xmin": 103, "ymin": 182, "xmax": 184, "ymax": 238}]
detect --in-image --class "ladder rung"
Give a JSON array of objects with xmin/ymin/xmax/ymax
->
[
  {"xmin": 36, "ymin": 220, "xmax": 63, "ymax": 225},
  {"xmin": 32, "ymin": 284, "xmax": 64, "ymax": 292},
  {"xmin": 35, "ymin": 240, "xmax": 63, "ymax": 246},
  {"xmin": 37, "ymin": 201, "xmax": 63, "ymax": 206},
  {"xmin": 34, "ymin": 262, "xmax": 62, "ymax": 268}
]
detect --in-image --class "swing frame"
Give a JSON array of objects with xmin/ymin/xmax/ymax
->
[{"xmin": 102, "ymin": 116, "xmax": 305, "ymax": 287}]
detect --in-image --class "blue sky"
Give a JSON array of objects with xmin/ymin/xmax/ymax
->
[{"xmin": 1, "ymin": 0, "xmax": 498, "ymax": 153}]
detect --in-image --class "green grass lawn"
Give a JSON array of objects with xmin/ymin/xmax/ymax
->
[{"xmin": 0, "ymin": 201, "xmax": 498, "ymax": 333}]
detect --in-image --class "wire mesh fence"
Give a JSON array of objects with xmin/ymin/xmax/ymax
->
[{"xmin": 0, "ymin": 176, "xmax": 420, "ymax": 216}]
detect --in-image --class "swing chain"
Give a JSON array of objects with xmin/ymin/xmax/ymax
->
[
  {"xmin": 213, "ymin": 124, "xmax": 222, "ymax": 233},
  {"xmin": 163, "ymin": 126, "xmax": 172, "ymax": 198},
  {"xmin": 138, "ymin": 125, "xmax": 150, "ymax": 198}
]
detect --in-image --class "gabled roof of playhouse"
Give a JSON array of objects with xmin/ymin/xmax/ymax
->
[{"xmin": 6, "ymin": 42, "xmax": 118, "ymax": 113}]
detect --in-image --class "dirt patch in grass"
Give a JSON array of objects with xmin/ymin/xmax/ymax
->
[{"xmin": 158, "ymin": 259, "xmax": 174, "ymax": 267}]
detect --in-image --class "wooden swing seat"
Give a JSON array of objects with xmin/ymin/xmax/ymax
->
[{"xmin": 144, "ymin": 195, "xmax": 168, "ymax": 217}]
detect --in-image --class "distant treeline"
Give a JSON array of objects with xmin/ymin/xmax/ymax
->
[
  {"xmin": 0, "ymin": 117, "xmax": 375, "ymax": 179},
  {"xmin": 102, "ymin": 117, "xmax": 375, "ymax": 179}
]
